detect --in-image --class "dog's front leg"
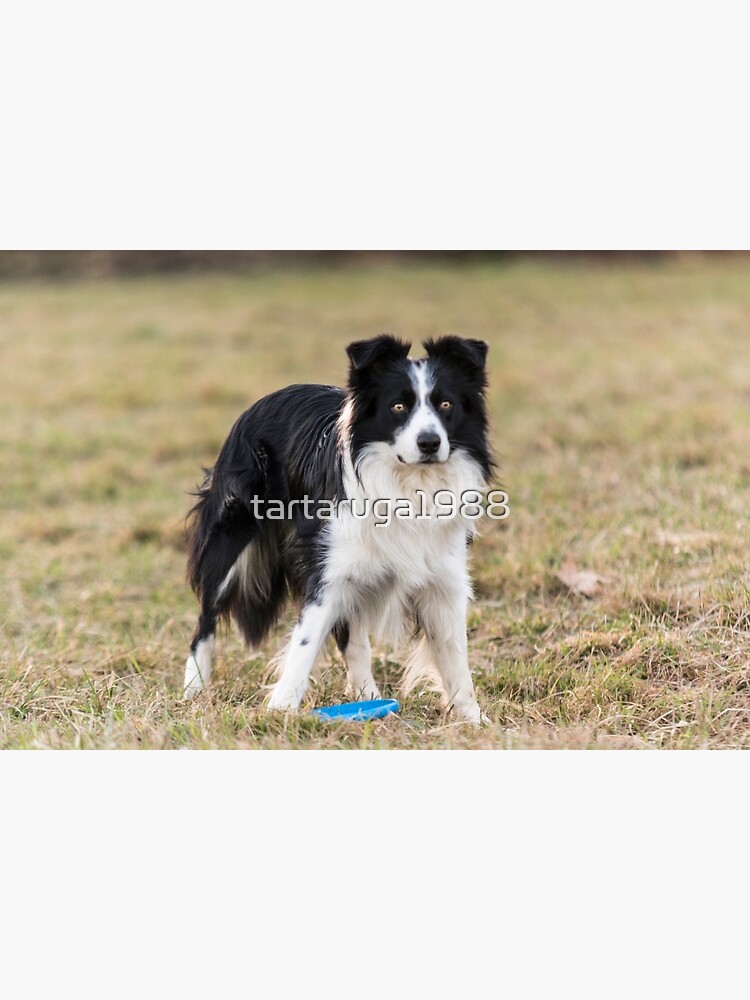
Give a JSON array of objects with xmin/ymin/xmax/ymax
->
[
  {"xmin": 416, "ymin": 586, "xmax": 483, "ymax": 724},
  {"xmin": 342, "ymin": 621, "xmax": 380, "ymax": 700},
  {"xmin": 267, "ymin": 594, "xmax": 338, "ymax": 712}
]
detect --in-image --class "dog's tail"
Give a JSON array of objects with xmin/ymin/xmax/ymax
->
[
  {"xmin": 186, "ymin": 433, "xmax": 288, "ymax": 648},
  {"xmin": 185, "ymin": 467, "xmax": 220, "ymax": 596}
]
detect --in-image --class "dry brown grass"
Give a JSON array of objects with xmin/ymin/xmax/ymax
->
[{"xmin": 2, "ymin": 257, "xmax": 750, "ymax": 748}]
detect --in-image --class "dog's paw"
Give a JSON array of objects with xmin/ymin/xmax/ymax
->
[
  {"xmin": 266, "ymin": 687, "xmax": 303, "ymax": 712},
  {"xmin": 346, "ymin": 680, "xmax": 383, "ymax": 701},
  {"xmin": 450, "ymin": 700, "xmax": 485, "ymax": 726},
  {"xmin": 183, "ymin": 640, "xmax": 213, "ymax": 701},
  {"xmin": 183, "ymin": 661, "xmax": 205, "ymax": 701}
]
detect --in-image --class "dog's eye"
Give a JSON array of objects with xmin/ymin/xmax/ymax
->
[
  {"xmin": 439, "ymin": 400, "xmax": 453, "ymax": 410},
  {"xmin": 391, "ymin": 402, "xmax": 407, "ymax": 413}
]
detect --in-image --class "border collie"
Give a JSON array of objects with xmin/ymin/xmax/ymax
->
[{"xmin": 183, "ymin": 334, "xmax": 493, "ymax": 723}]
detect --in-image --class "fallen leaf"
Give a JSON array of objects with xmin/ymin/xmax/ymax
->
[{"xmin": 556, "ymin": 555, "xmax": 606, "ymax": 598}]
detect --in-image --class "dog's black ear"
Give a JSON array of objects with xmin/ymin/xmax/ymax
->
[
  {"xmin": 423, "ymin": 336, "xmax": 489, "ymax": 385},
  {"xmin": 346, "ymin": 334, "xmax": 411, "ymax": 374}
]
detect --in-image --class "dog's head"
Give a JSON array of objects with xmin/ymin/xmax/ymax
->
[{"xmin": 345, "ymin": 334, "xmax": 491, "ymax": 476}]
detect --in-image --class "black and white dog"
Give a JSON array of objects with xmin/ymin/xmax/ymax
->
[{"xmin": 184, "ymin": 334, "xmax": 493, "ymax": 722}]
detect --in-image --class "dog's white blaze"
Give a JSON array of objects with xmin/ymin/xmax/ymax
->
[
  {"xmin": 183, "ymin": 634, "xmax": 215, "ymax": 699},
  {"xmin": 392, "ymin": 360, "xmax": 450, "ymax": 465}
]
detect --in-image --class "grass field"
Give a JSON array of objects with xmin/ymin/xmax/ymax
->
[{"xmin": 3, "ymin": 257, "xmax": 750, "ymax": 749}]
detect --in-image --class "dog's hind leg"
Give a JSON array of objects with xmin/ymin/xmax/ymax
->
[
  {"xmin": 185, "ymin": 435, "xmax": 286, "ymax": 699},
  {"xmin": 184, "ymin": 530, "xmax": 250, "ymax": 699},
  {"xmin": 334, "ymin": 621, "xmax": 380, "ymax": 700}
]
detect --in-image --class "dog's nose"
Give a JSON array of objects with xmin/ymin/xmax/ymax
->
[{"xmin": 417, "ymin": 431, "xmax": 441, "ymax": 455}]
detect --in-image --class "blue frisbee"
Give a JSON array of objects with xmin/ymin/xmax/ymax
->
[{"xmin": 311, "ymin": 699, "xmax": 400, "ymax": 722}]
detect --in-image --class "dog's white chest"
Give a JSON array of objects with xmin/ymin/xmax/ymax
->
[{"xmin": 331, "ymin": 505, "xmax": 464, "ymax": 579}]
